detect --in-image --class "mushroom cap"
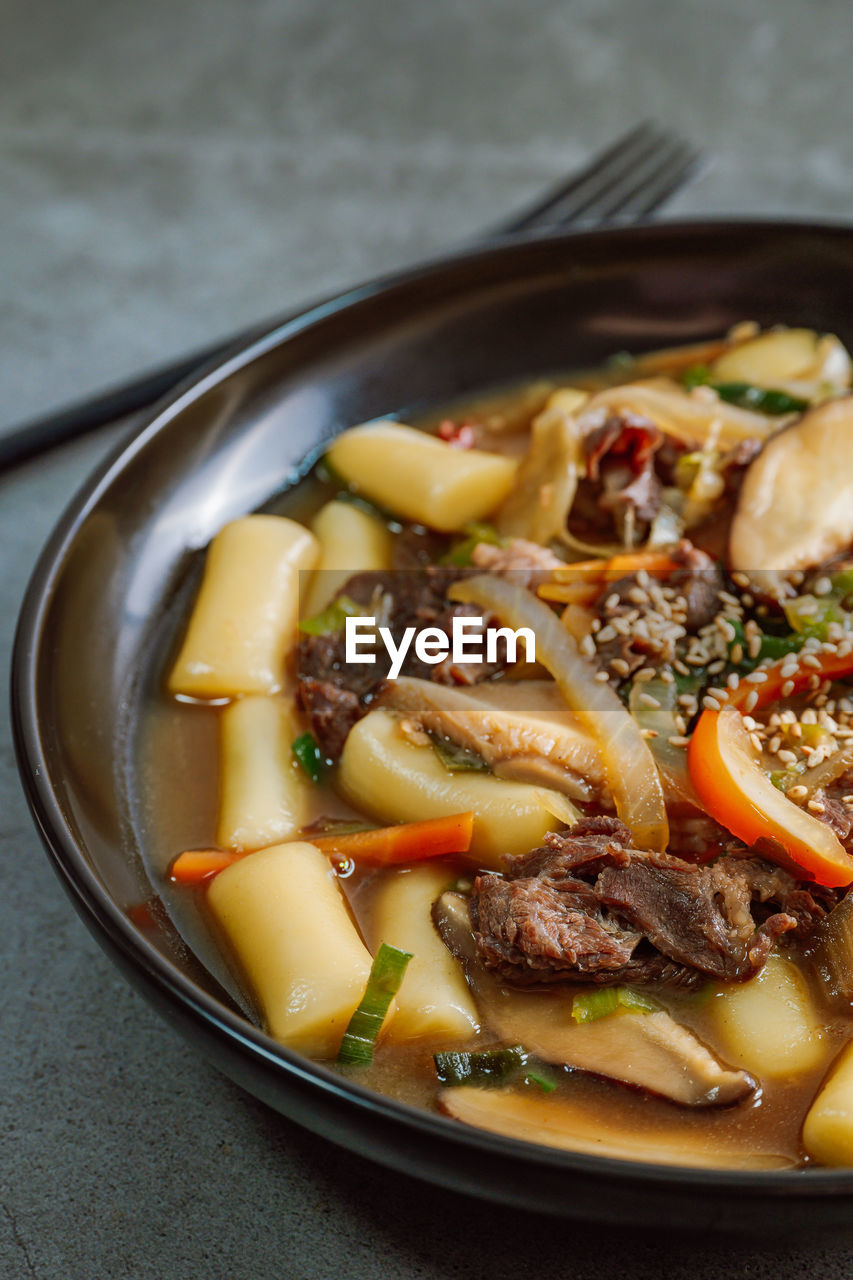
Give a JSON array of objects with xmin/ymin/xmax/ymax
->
[{"xmin": 729, "ymin": 395, "xmax": 853, "ymax": 573}]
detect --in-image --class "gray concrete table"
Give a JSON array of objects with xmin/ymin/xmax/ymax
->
[{"xmin": 4, "ymin": 0, "xmax": 853, "ymax": 1275}]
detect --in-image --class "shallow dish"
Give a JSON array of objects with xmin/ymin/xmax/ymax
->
[{"xmin": 13, "ymin": 220, "xmax": 853, "ymax": 1231}]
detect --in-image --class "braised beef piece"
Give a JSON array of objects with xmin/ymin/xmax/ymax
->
[
  {"xmin": 297, "ymin": 567, "xmax": 507, "ymax": 759},
  {"xmin": 470, "ymin": 816, "xmax": 834, "ymax": 989},
  {"xmin": 391, "ymin": 524, "xmax": 450, "ymax": 570}
]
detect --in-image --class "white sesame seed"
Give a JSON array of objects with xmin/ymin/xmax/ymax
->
[
  {"xmin": 707, "ymin": 687, "xmax": 729, "ymax": 702},
  {"xmin": 703, "ymin": 695, "xmax": 721, "ymax": 711},
  {"xmin": 801, "ymin": 653, "xmax": 822, "ymax": 669},
  {"xmin": 802, "ymin": 708, "xmax": 818, "ymax": 725},
  {"xmin": 597, "ymin": 625, "xmax": 617, "ymax": 643},
  {"xmin": 640, "ymin": 728, "xmax": 658, "ymax": 739},
  {"xmin": 749, "ymin": 732, "xmax": 763, "ymax": 753},
  {"xmin": 781, "ymin": 680, "xmax": 795, "ymax": 697},
  {"xmin": 674, "ymin": 659, "xmax": 690, "ymax": 676},
  {"xmin": 731, "ymin": 572, "xmax": 750, "ymax": 588},
  {"xmin": 727, "ymin": 672, "xmax": 741, "ymax": 691},
  {"xmin": 744, "ymin": 690, "xmax": 759, "ymax": 713},
  {"xmin": 778, "ymin": 749, "xmax": 798, "ymax": 765},
  {"xmin": 638, "ymin": 692, "xmax": 661, "ymax": 708},
  {"xmin": 594, "ymin": 670, "xmax": 610, "ymax": 682},
  {"xmin": 748, "ymin": 636, "xmax": 762, "ymax": 660},
  {"xmin": 730, "ymin": 643, "xmax": 744, "ymax": 665},
  {"xmin": 788, "ymin": 785, "xmax": 808, "ymax": 801},
  {"xmin": 745, "ymin": 670, "xmax": 769, "ymax": 684},
  {"xmin": 769, "ymin": 735, "xmax": 783, "ymax": 754},
  {"xmin": 668, "ymin": 735, "xmax": 691, "ymax": 747},
  {"xmin": 580, "ymin": 635, "xmax": 596, "ymax": 657},
  {"xmin": 605, "ymin": 593, "xmax": 621, "ymax": 611},
  {"xmin": 780, "ymin": 662, "xmax": 799, "ymax": 679},
  {"xmin": 808, "ymin": 799, "xmax": 826, "ymax": 814},
  {"xmin": 635, "ymin": 667, "xmax": 657, "ymax": 682},
  {"xmin": 660, "ymin": 669, "xmax": 674, "ymax": 683},
  {"xmin": 814, "ymin": 577, "xmax": 833, "ymax": 597},
  {"xmin": 610, "ymin": 657, "xmax": 631, "ymax": 676}
]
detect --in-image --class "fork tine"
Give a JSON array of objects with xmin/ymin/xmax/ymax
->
[
  {"xmin": 502, "ymin": 121, "xmax": 659, "ymax": 231},
  {"xmin": 494, "ymin": 121, "xmax": 676, "ymax": 236},
  {"xmin": 553, "ymin": 136, "xmax": 695, "ymax": 223},
  {"xmin": 610, "ymin": 145, "xmax": 705, "ymax": 220}
]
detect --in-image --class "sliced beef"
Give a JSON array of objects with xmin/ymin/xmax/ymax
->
[
  {"xmin": 297, "ymin": 567, "xmax": 508, "ymax": 759},
  {"xmin": 470, "ymin": 816, "xmax": 833, "ymax": 989}
]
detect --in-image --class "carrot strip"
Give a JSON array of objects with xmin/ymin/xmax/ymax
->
[
  {"xmin": 168, "ymin": 812, "xmax": 475, "ymax": 886},
  {"xmin": 311, "ymin": 811, "xmax": 474, "ymax": 866},
  {"xmin": 169, "ymin": 849, "xmax": 246, "ymax": 884},
  {"xmin": 550, "ymin": 551, "xmax": 682, "ymax": 585}
]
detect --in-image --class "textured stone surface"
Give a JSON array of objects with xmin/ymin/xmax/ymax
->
[{"xmin": 4, "ymin": 0, "xmax": 853, "ymax": 1275}]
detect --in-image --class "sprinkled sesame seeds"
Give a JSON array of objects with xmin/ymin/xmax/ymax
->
[
  {"xmin": 781, "ymin": 680, "xmax": 795, "ymax": 697},
  {"xmin": 778, "ymin": 749, "xmax": 798, "ymax": 765},
  {"xmin": 744, "ymin": 690, "xmax": 759, "ymax": 713},
  {"xmin": 703, "ymin": 695, "xmax": 722, "ymax": 711},
  {"xmin": 745, "ymin": 670, "xmax": 769, "ymax": 683},
  {"xmin": 801, "ymin": 653, "xmax": 822, "ymax": 669}
]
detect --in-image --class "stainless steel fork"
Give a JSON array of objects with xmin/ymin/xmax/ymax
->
[
  {"xmin": 0, "ymin": 123, "xmax": 702, "ymax": 470},
  {"xmin": 492, "ymin": 121, "xmax": 702, "ymax": 237}
]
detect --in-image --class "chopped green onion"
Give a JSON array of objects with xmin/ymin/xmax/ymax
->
[
  {"xmin": 681, "ymin": 367, "xmax": 808, "ymax": 415},
  {"xmin": 291, "ymin": 732, "xmax": 326, "ymax": 784},
  {"xmin": 299, "ymin": 594, "xmax": 363, "ymax": 636},
  {"xmin": 430, "ymin": 734, "xmax": 491, "ymax": 773},
  {"xmin": 784, "ymin": 595, "xmax": 848, "ymax": 642},
  {"xmin": 616, "ymin": 987, "xmax": 659, "ymax": 1013},
  {"xmin": 524, "ymin": 1066, "xmax": 559, "ymax": 1094},
  {"xmin": 571, "ymin": 986, "xmax": 658, "ymax": 1023},
  {"xmin": 441, "ymin": 521, "xmax": 505, "ymax": 567},
  {"xmin": 711, "ymin": 382, "xmax": 809, "ymax": 415},
  {"xmin": 727, "ymin": 618, "xmax": 804, "ymax": 671},
  {"xmin": 433, "ymin": 1045, "xmax": 528, "ymax": 1087},
  {"xmin": 682, "ymin": 363, "xmax": 714, "ymax": 390},
  {"xmin": 571, "ymin": 988, "xmax": 619, "ymax": 1023},
  {"xmin": 337, "ymin": 943, "xmax": 413, "ymax": 1067}
]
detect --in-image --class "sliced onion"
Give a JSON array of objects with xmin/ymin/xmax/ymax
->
[
  {"xmin": 581, "ymin": 380, "xmax": 775, "ymax": 448},
  {"xmin": 450, "ymin": 574, "xmax": 669, "ymax": 851},
  {"xmin": 496, "ymin": 393, "xmax": 584, "ymax": 545}
]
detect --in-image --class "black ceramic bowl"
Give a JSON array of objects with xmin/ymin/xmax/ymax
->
[{"xmin": 13, "ymin": 220, "xmax": 853, "ymax": 1233}]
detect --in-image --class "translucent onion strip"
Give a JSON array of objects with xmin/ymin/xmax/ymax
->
[{"xmin": 450, "ymin": 575, "xmax": 669, "ymax": 851}]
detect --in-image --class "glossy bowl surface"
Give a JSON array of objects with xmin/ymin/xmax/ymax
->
[{"xmin": 14, "ymin": 220, "xmax": 853, "ymax": 1232}]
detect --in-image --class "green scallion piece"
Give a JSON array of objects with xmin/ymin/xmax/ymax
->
[
  {"xmin": 291, "ymin": 732, "xmax": 326, "ymax": 784},
  {"xmin": 441, "ymin": 521, "xmax": 505, "ymax": 568},
  {"xmin": 524, "ymin": 1066, "xmax": 559, "ymax": 1094},
  {"xmin": 711, "ymin": 382, "xmax": 809, "ymax": 415},
  {"xmin": 571, "ymin": 988, "xmax": 619, "ymax": 1023},
  {"xmin": 433, "ymin": 1045, "xmax": 528, "ymax": 1087},
  {"xmin": 430, "ymin": 734, "xmax": 491, "ymax": 774},
  {"xmin": 571, "ymin": 986, "xmax": 658, "ymax": 1023},
  {"xmin": 337, "ymin": 943, "xmax": 413, "ymax": 1067},
  {"xmin": 681, "ymin": 367, "xmax": 808, "ymax": 415},
  {"xmin": 299, "ymin": 594, "xmax": 363, "ymax": 636}
]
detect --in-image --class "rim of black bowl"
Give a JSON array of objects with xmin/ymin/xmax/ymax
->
[{"xmin": 13, "ymin": 216, "xmax": 853, "ymax": 1205}]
